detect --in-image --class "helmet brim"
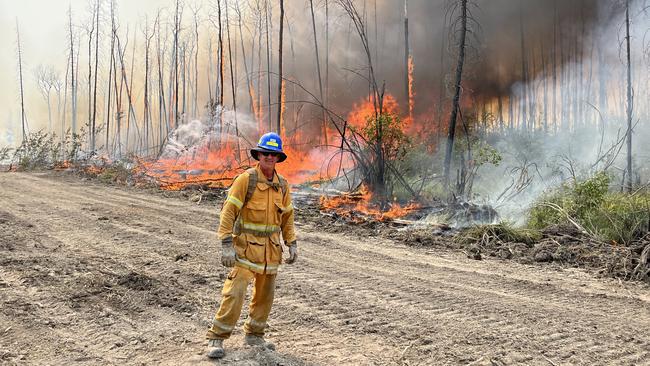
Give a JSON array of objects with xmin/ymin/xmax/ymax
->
[{"xmin": 250, "ymin": 147, "xmax": 287, "ymax": 163}]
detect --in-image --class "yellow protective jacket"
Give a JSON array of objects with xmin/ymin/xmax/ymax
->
[{"xmin": 218, "ymin": 164, "xmax": 296, "ymax": 274}]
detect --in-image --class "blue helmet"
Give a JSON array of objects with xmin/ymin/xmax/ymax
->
[{"xmin": 250, "ymin": 132, "xmax": 287, "ymax": 162}]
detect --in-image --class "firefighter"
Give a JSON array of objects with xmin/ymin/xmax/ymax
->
[{"xmin": 206, "ymin": 132, "xmax": 297, "ymax": 358}]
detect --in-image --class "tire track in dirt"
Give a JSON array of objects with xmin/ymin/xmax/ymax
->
[
  {"xmin": 277, "ymin": 232, "xmax": 650, "ymax": 365},
  {"xmin": 2, "ymin": 173, "xmax": 217, "ymax": 228},
  {"xmin": 0, "ymin": 174, "xmax": 220, "ymax": 365}
]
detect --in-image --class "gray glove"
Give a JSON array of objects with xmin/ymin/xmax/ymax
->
[
  {"xmin": 285, "ymin": 242, "xmax": 298, "ymax": 264},
  {"xmin": 221, "ymin": 238, "xmax": 236, "ymax": 267}
]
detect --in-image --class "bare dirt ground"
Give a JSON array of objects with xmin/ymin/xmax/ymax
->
[{"xmin": 1, "ymin": 172, "xmax": 650, "ymax": 366}]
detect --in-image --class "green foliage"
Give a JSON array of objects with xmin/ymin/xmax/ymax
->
[
  {"xmin": 528, "ymin": 171, "xmax": 649, "ymax": 244},
  {"xmin": 473, "ymin": 141, "xmax": 502, "ymax": 167},
  {"xmin": 97, "ymin": 163, "xmax": 133, "ymax": 184},
  {"xmin": 459, "ymin": 221, "xmax": 541, "ymax": 245},
  {"xmin": 358, "ymin": 112, "xmax": 412, "ymax": 163},
  {"xmin": 13, "ymin": 131, "xmax": 60, "ymax": 170},
  {"xmin": 0, "ymin": 146, "xmax": 13, "ymax": 163},
  {"xmin": 584, "ymin": 193, "xmax": 650, "ymax": 245},
  {"xmin": 572, "ymin": 171, "xmax": 610, "ymax": 218},
  {"xmin": 9, "ymin": 129, "xmax": 86, "ymax": 170}
]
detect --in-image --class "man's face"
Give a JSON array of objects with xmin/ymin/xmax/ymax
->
[{"xmin": 258, "ymin": 151, "xmax": 280, "ymax": 172}]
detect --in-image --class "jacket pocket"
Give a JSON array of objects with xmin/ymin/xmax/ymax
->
[
  {"xmin": 268, "ymin": 234, "xmax": 283, "ymax": 263},
  {"xmin": 244, "ymin": 241, "xmax": 266, "ymax": 263}
]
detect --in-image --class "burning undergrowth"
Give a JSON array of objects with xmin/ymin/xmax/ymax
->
[{"xmin": 319, "ymin": 185, "xmax": 421, "ymax": 223}]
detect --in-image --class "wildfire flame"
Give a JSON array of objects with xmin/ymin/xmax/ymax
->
[
  {"xmin": 320, "ymin": 184, "xmax": 420, "ymax": 222},
  {"xmin": 141, "ymin": 143, "xmax": 242, "ymax": 190},
  {"xmin": 408, "ymin": 55, "xmax": 415, "ymax": 122}
]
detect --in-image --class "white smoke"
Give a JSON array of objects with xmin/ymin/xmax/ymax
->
[{"xmin": 471, "ymin": 1, "xmax": 650, "ymax": 225}]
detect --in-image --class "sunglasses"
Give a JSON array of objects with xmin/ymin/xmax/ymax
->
[{"xmin": 258, "ymin": 151, "xmax": 280, "ymax": 157}]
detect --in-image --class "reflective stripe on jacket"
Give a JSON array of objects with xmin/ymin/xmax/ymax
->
[{"xmin": 218, "ymin": 164, "xmax": 296, "ymax": 274}]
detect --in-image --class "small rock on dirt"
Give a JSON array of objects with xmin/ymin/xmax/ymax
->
[{"xmin": 535, "ymin": 251, "xmax": 554, "ymax": 262}]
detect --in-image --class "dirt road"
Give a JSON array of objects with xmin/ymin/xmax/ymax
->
[{"xmin": 1, "ymin": 172, "xmax": 649, "ymax": 366}]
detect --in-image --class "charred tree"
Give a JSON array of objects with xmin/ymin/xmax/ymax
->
[
  {"xmin": 174, "ymin": 0, "xmax": 182, "ymax": 127},
  {"xmin": 404, "ymin": 0, "xmax": 413, "ymax": 121},
  {"xmin": 216, "ymin": 0, "xmax": 224, "ymax": 136},
  {"xmin": 309, "ymin": 0, "xmax": 327, "ymax": 144},
  {"xmin": 86, "ymin": 7, "xmax": 95, "ymax": 150},
  {"xmin": 443, "ymin": 0, "xmax": 468, "ymax": 190},
  {"xmin": 276, "ymin": 0, "xmax": 284, "ymax": 133},
  {"xmin": 265, "ymin": 0, "xmax": 273, "ymax": 130},
  {"xmin": 16, "ymin": 19, "xmax": 28, "ymax": 142},
  {"xmin": 518, "ymin": 4, "xmax": 528, "ymax": 131},
  {"xmin": 625, "ymin": 0, "xmax": 633, "ymax": 192},
  {"xmin": 224, "ymin": 0, "xmax": 240, "ymax": 151},
  {"xmin": 91, "ymin": 0, "xmax": 101, "ymax": 152},
  {"xmin": 68, "ymin": 6, "xmax": 78, "ymax": 134},
  {"xmin": 106, "ymin": 1, "xmax": 116, "ymax": 155},
  {"xmin": 143, "ymin": 16, "xmax": 155, "ymax": 154},
  {"xmin": 338, "ymin": 0, "xmax": 386, "ymax": 203},
  {"xmin": 192, "ymin": 6, "xmax": 200, "ymax": 118},
  {"xmin": 234, "ymin": 1, "xmax": 255, "ymax": 121}
]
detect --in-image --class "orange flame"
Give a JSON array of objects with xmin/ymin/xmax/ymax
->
[
  {"xmin": 320, "ymin": 184, "xmax": 420, "ymax": 222},
  {"xmin": 408, "ymin": 55, "xmax": 415, "ymax": 122},
  {"xmin": 250, "ymin": 83, "xmax": 263, "ymax": 132},
  {"xmin": 141, "ymin": 143, "xmax": 242, "ymax": 190}
]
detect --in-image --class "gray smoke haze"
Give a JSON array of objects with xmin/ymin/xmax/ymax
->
[
  {"xmin": 465, "ymin": 0, "xmax": 650, "ymax": 223},
  {"xmin": 0, "ymin": 0, "xmax": 618, "ymax": 146}
]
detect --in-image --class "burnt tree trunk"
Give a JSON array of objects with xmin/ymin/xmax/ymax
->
[
  {"xmin": 92, "ymin": 0, "xmax": 100, "ymax": 152},
  {"xmin": 69, "ymin": 6, "xmax": 78, "ymax": 134},
  {"xmin": 276, "ymin": 0, "xmax": 284, "ymax": 133},
  {"xmin": 443, "ymin": 0, "xmax": 468, "ymax": 190},
  {"xmin": 16, "ymin": 20, "xmax": 28, "ymax": 142},
  {"xmin": 309, "ymin": 0, "xmax": 327, "ymax": 144},
  {"xmin": 625, "ymin": 0, "xmax": 633, "ymax": 192}
]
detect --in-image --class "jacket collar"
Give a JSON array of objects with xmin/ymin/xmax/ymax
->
[{"xmin": 255, "ymin": 164, "xmax": 279, "ymax": 184}]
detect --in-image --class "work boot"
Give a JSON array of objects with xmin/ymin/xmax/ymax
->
[
  {"xmin": 244, "ymin": 335, "xmax": 276, "ymax": 350},
  {"xmin": 206, "ymin": 339, "xmax": 225, "ymax": 359}
]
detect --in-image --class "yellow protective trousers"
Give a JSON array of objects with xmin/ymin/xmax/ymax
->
[{"xmin": 206, "ymin": 266, "xmax": 276, "ymax": 340}]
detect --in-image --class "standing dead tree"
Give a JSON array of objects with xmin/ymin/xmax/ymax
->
[
  {"xmin": 404, "ymin": 0, "xmax": 413, "ymax": 121},
  {"xmin": 624, "ymin": 0, "xmax": 633, "ymax": 192},
  {"xmin": 16, "ymin": 19, "xmax": 28, "ymax": 142},
  {"xmin": 224, "ymin": 0, "xmax": 241, "ymax": 155},
  {"xmin": 234, "ymin": 1, "xmax": 256, "ymax": 122},
  {"xmin": 36, "ymin": 66, "xmax": 58, "ymax": 133},
  {"xmin": 443, "ymin": 0, "xmax": 469, "ymax": 191},
  {"xmin": 68, "ymin": 6, "xmax": 78, "ymax": 135},
  {"xmin": 92, "ymin": 0, "xmax": 101, "ymax": 152},
  {"xmin": 85, "ymin": 6, "xmax": 96, "ymax": 150},
  {"xmin": 173, "ymin": 0, "xmax": 183, "ymax": 128},
  {"xmin": 337, "ymin": 0, "xmax": 388, "ymax": 204},
  {"xmin": 309, "ymin": 0, "xmax": 327, "ymax": 144},
  {"xmin": 143, "ymin": 15, "xmax": 155, "ymax": 155},
  {"xmin": 276, "ymin": 0, "xmax": 284, "ymax": 133}
]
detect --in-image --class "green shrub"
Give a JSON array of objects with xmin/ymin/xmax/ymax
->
[
  {"xmin": 96, "ymin": 160, "xmax": 136, "ymax": 185},
  {"xmin": 9, "ymin": 129, "xmax": 86, "ymax": 170},
  {"xmin": 584, "ymin": 193, "xmax": 650, "ymax": 245},
  {"xmin": 528, "ymin": 172, "xmax": 650, "ymax": 244},
  {"xmin": 0, "ymin": 146, "xmax": 12, "ymax": 163},
  {"xmin": 13, "ymin": 130, "xmax": 59, "ymax": 169},
  {"xmin": 460, "ymin": 221, "xmax": 541, "ymax": 245}
]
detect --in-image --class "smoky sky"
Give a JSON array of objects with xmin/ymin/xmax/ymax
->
[
  {"xmin": 0, "ymin": 0, "xmax": 626, "ymax": 143},
  {"xmin": 300, "ymin": 0, "xmax": 609, "ymax": 118}
]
